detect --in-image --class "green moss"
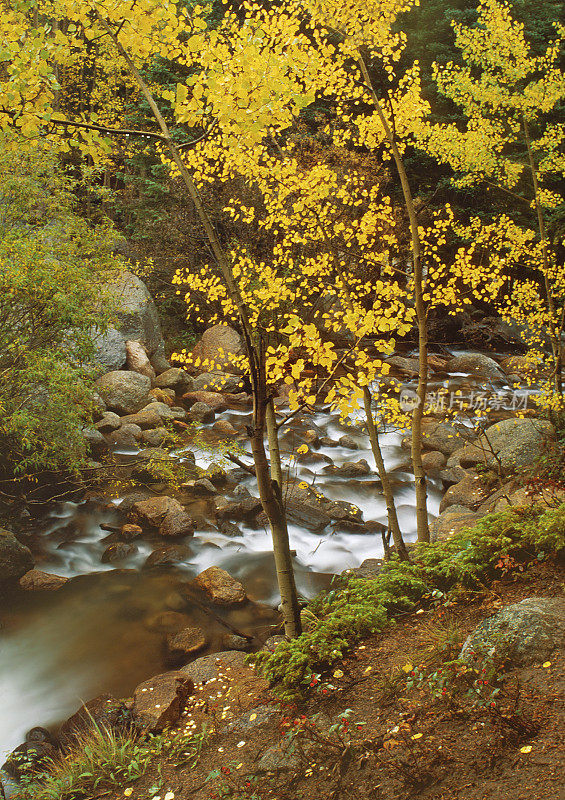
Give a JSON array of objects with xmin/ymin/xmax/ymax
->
[{"xmin": 251, "ymin": 503, "xmax": 565, "ymax": 701}]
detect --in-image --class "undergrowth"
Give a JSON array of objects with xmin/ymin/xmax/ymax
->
[
  {"xmin": 251, "ymin": 503, "xmax": 565, "ymax": 701},
  {"xmin": 13, "ymin": 723, "xmax": 207, "ymax": 800}
]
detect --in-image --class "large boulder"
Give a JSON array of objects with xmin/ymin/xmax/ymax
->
[
  {"xmin": 132, "ymin": 671, "xmax": 193, "ymax": 731},
  {"xmin": 460, "ymin": 597, "xmax": 565, "ymax": 667},
  {"xmin": 445, "ymin": 352, "xmax": 506, "ymax": 381},
  {"xmin": 120, "ymin": 402, "xmax": 175, "ymax": 429},
  {"xmin": 439, "ymin": 473, "xmax": 490, "ymax": 513},
  {"xmin": 190, "ymin": 324, "xmax": 245, "ymax": 374},
  {"xmin": 19, "ymin": 569, "xmax": 68, "ymax": 591},
  {"xmin": 0, "ymin": 530, "xmax": 33, "ymax": 585},
  {"xmin": 154, "ymin": 368, "xmax": 194, "ymax": 391},
  {"xmin": 95, "ymin": 371, "xmax": 151, "ymax": 415},
  {"xmin": 449, "ymin": 418, "xmax": 555, "ymax": 473},
  {"xmin": 92, "ymin": 270, "xmax": 167, "ymax": 373},
  {"xmin": 430, "ymin": 506, "xmax": 479, "ymax": 543},
  {"xmin": 194, "ymin": 566, "xmax": 247, "ymax": 606}
]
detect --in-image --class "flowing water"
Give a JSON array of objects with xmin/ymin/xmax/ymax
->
[{"xmin": 2, "ymin": 359, "xmax": 519, "ymax": 766}]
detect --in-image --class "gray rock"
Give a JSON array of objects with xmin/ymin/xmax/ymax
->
[
  {"xmin": 422, "ymin": 450, "xmax": 447, "ymax": 472},
  {"xmin": 338, "ymin": 434, "xmax": 360, "ymax": 450},
  {"xmin": 82, "ymin": 426, "xmax": 107, "ymax": 452},
  {"xmin": 95, "ymin": 411, "xmax": 121, "ymax": 432},
  {"xmin": 460, "ymin": 597, "xmax": 565, "ymax": 667},
  {"xmin": 430, "ymin": 505, "xmax": 479, "ymax": 543},
  {"xmin": 121, "ymin": 402, "xmax": 174, "ymax": 429},
  {"xmin": 193, "ymin": 372, "xmax": 243, "ymax": 393},
  {"xmin": 227, "ymin": 705, "xmax": 277, "ymax": 734},
  {"xmin": 141, "ymin": 427, "xmax": 168, "ymax": 446},
  {"xmin": 450, "ymin": 418, "xmax": 555, "ymax": 473},
  {"xmin": 92, "ymin": 271, "xmax": 166, "ymax": 372},
  {"xmin": 446, "ymin": 352, "xmax": 505, "ymax": 381},
  {"xmin": 439, "ymin": 473, "xmax": 490, "ymax": 512},
  {"xmin": 179, "ymin": 650, "xmax": 247, "ymax": 684},
  {"xmin": 154, "ymin": 368, "xmax": 194, "ymax": 391},
  {"xmin": 101, "ymin": 543, "xmax": 137, "ymax": 564},
  {"xmin": 258, "ymin": 743, "xmax": 300, "ymax": 772},
  {"xmin": 0, "ymin": 530, "xmax": 34, "ymax": 584},
  {"xmin": 95, "ymin": 371, "xmax": 151, "ymax": 415},
  {"xmin": 342, "ymin": 558, "xmax": 384, "ymax": 580},
  {"xmin": 110, "ymin": 423, "xmax": 142, "ymax": 448},
  {"xmin": 189, "ymin": 402, "xmax": 215, "ymax": 423},
  {"xmin": 327, "ymin": 459, "xmax": 371, "ymax": 477},
  {"xmin": 190, "ymin": 324, "xmax": 245, "ymax": 374},
  {"xmin": 145, "ymin": 544, "xmax": 191, "ymax": 568}
]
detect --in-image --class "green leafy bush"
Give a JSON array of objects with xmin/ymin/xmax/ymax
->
[
  {"xmin": 252, "ymin": 504, "xmax": 565, "ymax": 701},
  {"xmin": 0, "ymin": 134, "xmax": 121, "ymax": 476}
]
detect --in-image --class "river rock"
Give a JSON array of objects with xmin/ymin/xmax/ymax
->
[
  {"xmin": 190, "ymin": 324, "xmax": 245, "ymax": 374},
  {"xmin": 145, "ymin": 544, "xmax": 191, "ymax": 568},
  {"xmin": 430, "ymin": 506, "xmax": 479, "ymax": 543},
  {"xmin": 422, "ymin": 450, "xmax": 447, "ymax": 472},
  {"xmin": 159, "ymin": 509, "xmax": 195, "ymax": 538},
  {"xmin": 81, "ymin": 426, "xmax": 107, "ymax": 453},
  {"xmin": 132, "ymin": 671, "xmax": 194, "ymax": 731},
  {"xmin": 132, "ymin": 495, "xmax": 186, "ymax": 526},
  {"xmin": 92, "ymin": 270, "xmax": 167, "ymax": 373},
  {"xmin": 95, "ymin": 371, "xmax": 151, "ymax": 415},
  {"xmin": 213, "ymin": 419, "xmax": 239, "ymax": 437},
  {"xmin": 189, "ymin": 401, "xmax": 215, "ymax": 423},
  {"xmin": 193, "ymin": 372, "xmax": 243, "ymax": 392},
  {"xmin": 460, "ymin": 597, "xmax": 565, "ymax": 667},
  {"xmin": 500, "ymin": 355, "xmax": 540, "ymax": 378},
  {"xmin": 182, "ymin": 390, "xmax": 227, "ymax": 412},
  {"xmin": 110, "ymin": 423, "xmax": 142, "ymax": 448},
  {"xmin": 154, "ymin": 368, "xmax": 194, "ymax": 391},
  {"xmin": 95, "ymin": 411, "xmax": 122, "ymax": 432},
  {"xmin": 450, "ymin": 418, "xmax": 555, "ymax": 473},
  {"xmin": 439, "ymin": 473, "xmax": 490, "ymax": 512},
  {"xmin": 194, "ymin": 566, "xmax": 247, "ymax": 606},
  {"xmin": 121, "ymin": 402, "xmax": 175, "ymax": 429},
  {"xmin": 101, "ymin": 543, "xmax": 137, "ymax": 564},
  {"xmin": 421, "ymin": 420, "xmax": 468, "ymax": 455},
  {"xmin": 140, "ymin": 427, "xmax": 168, "ymax": 446},
  {"xmin": 342, "ymin": 558, "xmax": 384, "ymax": 580},
  {"xmin": 19, "ymin": 569, "xmax": 68, "ymax": 591},
  {"xmin": 446, "ymin": 352, "xmax": 506, "ymax": 381},
  {"xmin": 145, "ymin": 611, "xmax": 191, "ymax": 633},
  {"xmin": 120, "ymin": 523, "xmax": 143, "ymax": 541},
  {"xmin": 0, "ymin": 530, "xmax": 33, "ymax": 585},
  {"xmin": 3, "ymin": 728, "xmax": 57, "ymax": 777},
  {"xmin": 385, "ymin": 355, "xmax": 420, "ymax": 375},
  {"xmin": 125, "ymin": 340, "xmax": 155, "ymax": 380},
  {"xmin": 327, "ymin": 459, "xmax": 371, "ymax": 477},
  {"xmin": 338, "ymin": 434, "xmax": 360, "ymax": 450},
  {"xmin": 166, "ymin": 626, "xmax": 207, "ymax": 660},
  {"xmin": 179, "ymin": 650, "xmax": 248, "ymax": 684},
  {"xmin": 148, "ymin": 387, "xmax": 175, "ymax": 406},
  {"xmin": 59, "ymin": 695, "xmax": 131, "ymax": 743}
]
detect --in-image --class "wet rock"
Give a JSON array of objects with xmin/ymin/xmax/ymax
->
[
  {"xmin": 216, "ymin": 496, "xmax": 263, "ymax": 523},
  {"xmin": 0, "ymin": 529, "xmax": 34, "ymax": 585},
  {"xmin": 59, "ymin": 695, "xmax": 131, "ymax": 743},
  {"xmin": 422, "ymin": 450, "xmax": 447, "ymax": 472},
  {"xmin": 193, "ymin": 372, "xmax": 243, "ymax": 393},
  {"xmin": 145, "ymin": 544, "xmax": 191, "ymax": 568},
  {"xmin": 285, "ymin": 502, "xmax": 331, "ymax": 532},
  {"xmin": 193, "ymin": 478, "xmax": 217, "ymax": 495},
  {"xmin": 439, "ymin": 465, "xmax": 470, "ymax": 486},
  {"xmin": 446, "ymin": 352, "xmax": 505, "ymax": 381},
  {"xmin": 121, "ymin": 402, "xmax": 174, "ymax": 429},
  {"xmin": 182, "ymin": 390, "xmax": 227, "ymax": 412},
  {"xmin": 132, "ymin": 495, "xmax": 186, "ymax": 526},
  {"xmin": 159, "ymin": 509, "xmax": 195, "ymax": 538},
  {"xmin": 189, "ymin": 401, "xmax": 215, "ymax": 423},
  {"xmin": 19, "ymin": 569, "xmax": 68, "ymax": 591},
  {"xmin": 148, "ymin": 387, "xmax": 175, "ymax": 406},
  {"xmin": 224, "ymin": 392, "xmax": 253, "ymax": 407},
  {"xmin": 190, "ymin": 324, "xmax": 245, "ymax": 374},
  {"xmin": 126, "ymin": 339, "xmax": 155, "ymax": 381},
  {"xmin": 450, "ymin": 418, "xmax": 555, "ymax": 473},
  {"xmin": 213, "ymin": 419, "xmax": 239, "ymax": 437},
  {"xmin": 101, "ymin": 543, "xmax": 137, "ymax": 564},
  {"xmin": 154, "ymin": 367, "xmax": 194, "ymax": 391},
  {"xmin": 327, "ymin": 459, "xmax": 371, "ymax": 477},
  {"xmin": 145, "ymin": 611, "xmax": 192, "ymax": 633},
  {"xmin": 439, "ymin": 473, "xmax": 490, "ymax": 513},
  {"xmin": 110, "ymin": 423, "xmax": 142, "ymax": 448},
  {"xmin": 132, "ymin": 671, "xmax": 193, "ymax": 731},
  {"xmin": 166, "ymin": 626, "xmax": 207, "ymax": 660},
  {"xmin": 338, "ymin": 434, "xmax": 360, "ymax": 449},
  {"xmin": 141, "ymin": 427, "xmax": 168, "ymax": 446},
  {"xmin": 180, "ymin": 650, "xmax": 247, "ymax": 683},
  {"xmin": 120, "ymin": 523, "xmax": 143, "ymax": 541},
  {"xmin": 222, "ymin": 634, "xmax": 250, "ymax": 651},
  {"xmin": 82, "ymin": 426, "xmax": 107, "ymax": 453},
  {"xmin": 500, "ymin": 355, "xmax": 540, "ymax": 378},
  {"xmin": 92, "ymin": 270, "xmax": 167, "ymax": 373},
  {"xmin": 3, "ymin": 727, "xmax": 57, "ymax": 777},
  {"xmin": 95, "ymin": 370, "xmax": 151, "ymax": 415},
  {"xmin": 95, "ymin": 411, "xmax": 121, "ymax": 432},
  {"xmin": 385, "ymin": 355, "xmax": 420, "ymax": 375},
  {"xmin": 218, "ymin": 520, "xmax": 242, "ymax": 537},
  {"xmin": 342, "ymin": 558, "xmax": 384, "ymax": 579},
  {"xmin": 430, "ymin": 506, "xmax": 479, "ymax": 543},
  {"xmin": 118, "ymin": 490, "xmax": 154, "ymax": 514},
  {"xmin": 460, "ymin": 597, "xmax": 565, "ymax": 667},
  {"xmin": 194, "ymin": 566, "xmax": 247, "ymax": 606},
  {"xmin": 319, "ymin": 436, "xmax": 338, "ymax": 447}
]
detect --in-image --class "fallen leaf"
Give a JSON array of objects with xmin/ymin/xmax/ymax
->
[{"xmin": 520, "ymin": 745, "xmax": 532, "ymax": 754}]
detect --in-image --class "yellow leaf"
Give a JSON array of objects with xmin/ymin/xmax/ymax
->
[
  {"xmin": 411, "ymin": 733, "xmax": 423, "ymax": 740},
  {"xmin": 333, "ymin": 669, "xmax": 344, "ymax": 678},
  {"xmin": 296, "ymin": 444, "xmax": 309, "ymax": 454},
  {"xmin": 542, "ymin": 661, "xmax": 551, "ymax": 668},
  {"xmin": 402, "ymin": 663, "xmax": 413, "ymax": 673},
  {"xmin": 520, "ymin": 745, "xmax": 532, "ymax": 754}
]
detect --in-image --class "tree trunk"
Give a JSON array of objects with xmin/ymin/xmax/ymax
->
[
  {"xmin": 363, "ymin": 387, "xmax": 408, "ymax": 560},
  {"xmin": 357, "ymin": 53, "xmax": 430, "ymax": 542}
]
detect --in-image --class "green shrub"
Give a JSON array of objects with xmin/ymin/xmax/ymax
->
[{"xmin": 251, "ymin": 503, "xmax": 565, "ymax": 701}]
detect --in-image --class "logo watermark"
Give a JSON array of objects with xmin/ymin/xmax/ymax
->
[{"xmin": 399, "ymin": 388, "xmax": 530, "ymax": 413}]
